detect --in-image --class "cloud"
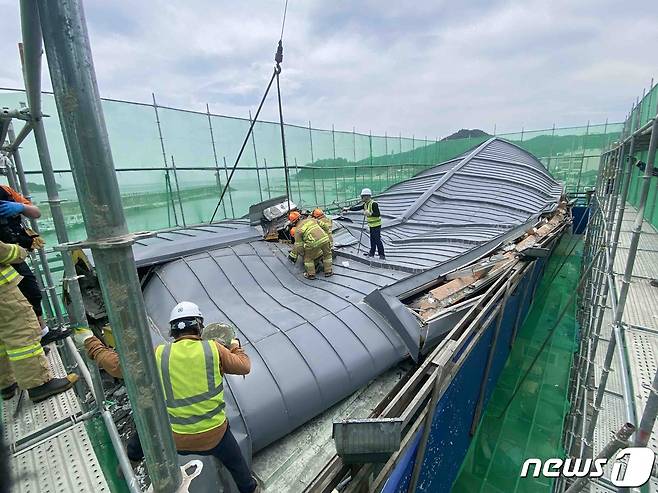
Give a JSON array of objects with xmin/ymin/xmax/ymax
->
[{"xmin": 0, "ymin": 0, "xmax": 656, "ymax": 138}]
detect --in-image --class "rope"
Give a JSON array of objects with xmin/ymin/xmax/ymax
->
[
  {"xmin": 279, "ymin": 0, "xmax": 289, "ymax": 41},
  {"xmin": 208, "ymin": 70, "xmax": 277, "ymax": 223},
  {"xmin": 209, "ymin": 0, "xmax": 292, "ymax": 223}
]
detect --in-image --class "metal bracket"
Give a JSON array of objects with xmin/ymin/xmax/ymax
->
[{"xmin": 53, "ymin": 231, "xmax": 155, "ymax": 252}]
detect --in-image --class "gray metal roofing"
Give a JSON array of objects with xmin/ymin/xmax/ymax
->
[
  {"xmin": 337, "ymin": 138, "xmax": 562, "ymax": 272},
  {"xmin": 142, "ymin": 240, "xmax": 409, "ymax": 456},
  {"xmin": 140, "ymin": 137, "xmax": 562, "ymax": 458}
]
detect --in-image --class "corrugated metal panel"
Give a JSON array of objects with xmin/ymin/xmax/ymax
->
[
  {"xmin": 338, "ymin": 138, "xmax": 561, "ymax": 273},
  {"xmin": 141, "ymin": 138, "xmax": 562, "ymax": 459}
]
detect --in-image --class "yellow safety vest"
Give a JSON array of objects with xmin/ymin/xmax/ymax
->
[
  {"xmin": 155, "ymin": 339, "xmax": 226, "ymax": 435},
  {"xmin": 0, "ymin": 243, "xmax": 23, "ymax": 286},
  {"xmin": 365, "ymin": 200, "xmax": 382, "ymax": 228}
]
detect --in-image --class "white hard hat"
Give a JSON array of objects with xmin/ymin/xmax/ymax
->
[
  {"xmin": 169, "ymin": 301, "xmax": 203, "ymax": 324},
  {"xmin": 360, "ymin": 188, "xmax": 372, "ymax": 196}
]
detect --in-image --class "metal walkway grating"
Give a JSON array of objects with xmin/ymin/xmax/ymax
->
[
  {"xmin": 1, "ymin": 345, "xmax": 110, "ymax": 492},
  {"xmin": 10, "ymin": 423, "xmax": 109, "ymax": 493},
  {"xmin": 589, "ymin": 204, "xmax": 658, "ymax": 490},
  {"xmin": 2, "ymin": 345, "xmax": 81, "ymax": 446}
]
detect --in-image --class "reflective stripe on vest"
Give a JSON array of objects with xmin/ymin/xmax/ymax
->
[
  {"xmin": 0, "ymin": 265, "xmax": 19, "ymax": 286},
  {"xmin": 366, "ymin": 200, "xmax": 382, "ymax": 228},
  {"xmin": 6, "ymin": 342, "xmax": 44, "ymax": 362},
  {"xmin": 300, "ymin": 220, "xmax": 328, "ymax": 249},
  {"xmin": 0, "ymin": 244, "xmax": 20, "ymax": 264},
  {"xmin": 155, "ymin": 339, "xmax": 226, "ymax": 434}
]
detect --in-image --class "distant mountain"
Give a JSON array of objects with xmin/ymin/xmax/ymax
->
[{"xmin": 442, "ymin": 129, "xmax": 491, "ymax": 141}]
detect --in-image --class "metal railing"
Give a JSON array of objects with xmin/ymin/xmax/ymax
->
[{"xmin": 559, "ymin": 85, "xmax": 658, "ymax": 492}]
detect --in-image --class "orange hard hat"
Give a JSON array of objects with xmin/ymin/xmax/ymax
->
[
  {"xmin": 288, "ymin": 211, "xmax": 301, "ymax": 223},
  {"xmin": 312, "ymin": 208, "xmax": 324, "ymax": 218},
  {"xmin": 290, "ymin": 227, "xmax": 296, "ymax": 237}
]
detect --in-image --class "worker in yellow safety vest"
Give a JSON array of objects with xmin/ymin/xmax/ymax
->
[
  {"xmin": 122, "ymin": 302, "xmax": 257, "ymax": 493},
  {"xmin": 0, "ymin": 240, "xmax": 78, "ymax": 402},
  {"xmin": 312, "ymin": 208, "xmax": 333, "ymax": 248},
  {"xmin": 343, "ymin": 188, "xmax": 385, "ymax": 259},
  {"xmin": 287, "ymin": 211, "xmax": 333, "ymax": 279}
]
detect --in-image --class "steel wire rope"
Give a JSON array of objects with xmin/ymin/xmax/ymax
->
[{"xmin": 209, "ymin": 0, "xmax": 292, "ymax": 223}]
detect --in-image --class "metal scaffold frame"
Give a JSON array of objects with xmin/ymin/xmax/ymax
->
[
  {"xmin": 1, "ymin": 1, "xmax": 183, "ymax": 492},
  {"xmin": 560, "ymin": 82, "xmax": 658, "ymax": 492}
]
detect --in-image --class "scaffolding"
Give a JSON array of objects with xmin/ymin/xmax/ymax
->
[{"xmin": 560, "ymin": 80, "xmax": 658, "ymax": 492}]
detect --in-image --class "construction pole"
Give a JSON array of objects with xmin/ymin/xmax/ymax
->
[
  {"xmin": 169, "ymin": 155, "xmax": 186, "ymax": 227},
  {"xmin": 222, "ymin": 157, "xmax": 236, "ymax": 218},
  {"xmin": 152, "ymin": 93, "xmax": 178, "ymax": 226},
  {"xmin": 206, "ymin": 103, "xmax": 227, "ymax": 219},
  {"xmin": 565, "ymin": 422, "xmax": 635, "ymax": 493},
  {"xmin": 249, "ymin": 110, "xmax": 264, "ymax": 202},
  {"xmin": 6, "ymin": 122, "xmax": 57, "ymax": 325},
  {"xmin": 583, "ymin": 103, "xmax": 658, "ymax": 458},
  {"xmin": 633, "ymin": 112, "xmax": 658, "ymax": 448},
  {"xmin": 1, "ymin": 148, "xmax": 48, "ymax": 320},
  {"xmin": 35, "ymin": 1, "xmax": 182, "ymax": 491}
]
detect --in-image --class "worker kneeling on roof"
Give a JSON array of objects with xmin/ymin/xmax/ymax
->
[
  {"xmin": 76, "ymin": 302, "xmax": 258, "ymax": 493},
  {"xmin": 287, "ymin": 210, "xmax": 333, "ymax": 279},
  {"xmin": 312, "ymin": 208, "xmax": 333, "ymax": 248}
]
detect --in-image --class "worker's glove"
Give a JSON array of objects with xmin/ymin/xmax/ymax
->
[
  {"xmin": 25, "ymin": 228, "xmax": 45, "ymax": 250},
  {"xmin": 0, "ymin": 200, "xmax": 24, "ymax": 218},
  {"xmin": 73, "ymin": 328, "xmax": 94, "ymax": 348},
  {"xmin": 31, "ymin": 236, "xmax": 45, "ymax": 250},
  {"xmin": 288, "ymin": 252, "xmax": 298, "ymax": 263}
]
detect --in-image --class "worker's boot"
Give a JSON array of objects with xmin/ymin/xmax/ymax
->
[
  {"xmin": 28, "ymin": 373, "xmax": 79, "ymax": 403},
  {"xmin": 303, "ymin": 272, "xmax": 316, "ymax": 280},
  {"xmin": 41, "ymin": 326, "xmax": 73, "ymax": 346},
  {"xmin": 324, "ymin": 271, "xmax": 333, "ymax": 277},
  {"xmin": 1, "ymin": 383, "xmax": 18, "ymax": 401}
]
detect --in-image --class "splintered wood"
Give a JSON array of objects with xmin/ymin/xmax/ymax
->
[{"xmin": 410, "ymin": 202, "xmax": 569, "ymax": 322}]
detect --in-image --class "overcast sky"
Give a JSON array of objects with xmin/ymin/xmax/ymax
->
[{"xmin": 0, "ymin": 0, "xmax": 656, "ymax": 137}]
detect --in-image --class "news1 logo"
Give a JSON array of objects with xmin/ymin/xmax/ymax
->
[{"xmin": 520, "ymin": 447, "xmax": 655, "ymax": 487}]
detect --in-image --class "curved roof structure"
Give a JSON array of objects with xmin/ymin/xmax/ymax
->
[{"xmin": 141, "ymin": 138, "xmax": 563, "ymax": 457}]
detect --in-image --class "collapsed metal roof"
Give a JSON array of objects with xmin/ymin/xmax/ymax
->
[{"xmin": 140, "ymin": 137, "xmax": 563, "ymax": 459}]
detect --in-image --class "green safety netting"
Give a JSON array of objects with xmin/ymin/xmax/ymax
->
[
  {"xmin": 454, "ymin": 236, "xmax": 582, "ymax": 493},
  {"xmin": 0, "ymin": 88, "xmax": 621, "ymax": 318},
  {"xmin": 0, "ymin": 89, "xmax": 622, "ymax": 242},
  {"xmin": 623, "ymin": 83, "xmax": 658, "ymax": 230}
]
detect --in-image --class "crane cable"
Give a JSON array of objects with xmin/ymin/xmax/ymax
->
[{"xmin": 210, "ymin": 0, "xmax": 291, "ymax": 223}]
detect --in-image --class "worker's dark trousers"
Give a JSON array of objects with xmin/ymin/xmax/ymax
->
[
  {"xmin": 14, "ymin": 262, "xmax": 43, "ymax": 318},
  {"xmin": 127, "ymin": 424, "xmax": 257, "ymax": 493},
  {"xmin": 368, "ymin": 226, "xmax": 385, "ymax": 257}
]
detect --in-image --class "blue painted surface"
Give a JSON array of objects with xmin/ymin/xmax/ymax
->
[
  {"xmin": 416, "ymin": 319, "xmax": 496, "ymax": 492},
  {"xmin": 572, "ymin": 206, "xmax": 589, "ymax": 234},
  {"xmin": 382, "ymin": 250, "xmax": 551, "ymax": 492},
  {"xmin": 381, "ymin": 429, "xmax": 423, "ymax": 493}
]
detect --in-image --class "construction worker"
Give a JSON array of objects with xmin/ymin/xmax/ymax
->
[
  {"xmin": 0, "ymin": 169, "xmax": 69, "ymax": 345},
  {"xmin": 343, "ymin": 188, "xmax": 385, "ymax": 259},
  {"xmin": 287, "ymin": 211, "xmax": 333, "ymax": 279},
  {"xmin": 0, "ymin": 240, "xmax": 78, "ymax": 402},
  {"xmin": 77, "ymin": 303, "xmax": 258, "ymax": 493},
  {"xmin": 312, "ymin": 208, "xmax": 333, "ymax": 248}
]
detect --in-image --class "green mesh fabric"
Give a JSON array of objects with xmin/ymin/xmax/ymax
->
[
  {"xmin": 0, "ymin": 88, "xmax": 619, "ymax": 303},
  {"xmin": 453, "ymin": 236, "xmax": 582, "ymax": 493}
]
